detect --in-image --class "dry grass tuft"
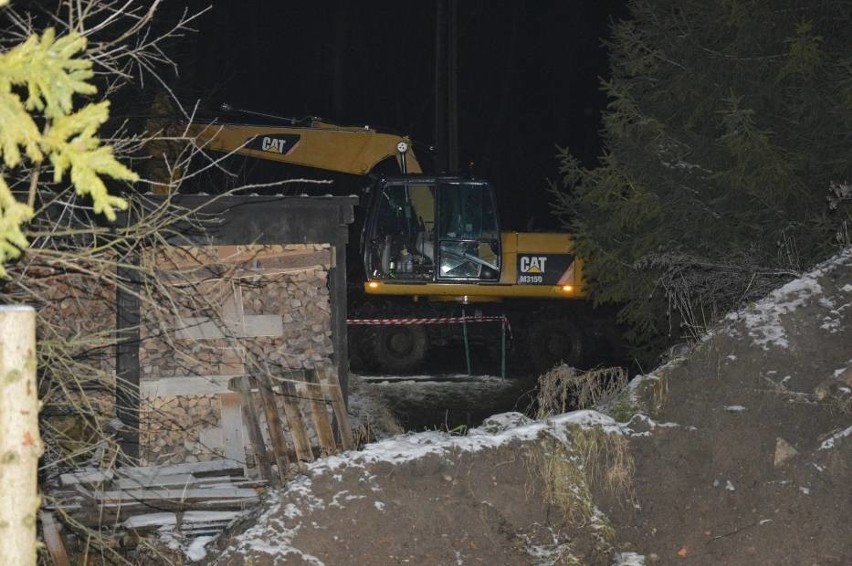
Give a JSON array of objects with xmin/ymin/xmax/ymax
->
[
  {"xmin": 536, "ymin": 365, "xmax": 628, "ymax": 419},
  {"xmin": 537, "ymin": 444, "xmax": 596, "ymax": 529},
  {"xmin": 529, "ymin": 425, "xmax": 635, "ymax": 563},
  {"xmin": 571, "ymin": 426, "xmax": 635, "ymax": 500},
  {"xmin": 529, "ymin": 366, "xmax": 636, "ymax": 561},
  {"xmin": 347, "ymin": 376, "xmax": 405, "ymax": 447}
]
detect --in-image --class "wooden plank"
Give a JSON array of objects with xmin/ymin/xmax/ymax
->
[
  {"xmin": 270, "ymin": 376, "xmax": 339, "ymax": 390},
  {"xmin": 278, "ymin": 379, "xmax": 314, "ymax": 463},
  {"xmin": 123, "ymin": 510, "xmax": 244, "ymax": 530},
  {"xmin": 316, "ymin": 366, "xmax": 354, "ymax": 451},
  {"xmin": 73, "ymin": 483, "xmax": 94, "ymax": 499},
  {"xmin": 114, "ymin": 473, "xmax": 198, "ymax": 490},
  {"xmin": 140, "ymin": 375, "xmax": 234, "ymax": 398},
  {"xmin": 220, "ymin": 480, "xmax": 269, "ymax": 489},
  {"xmin": 303, "ymin": 369, "xmax": 336, "ymax": 455},
  {"xmin": 224, "ymin": 247, "xmax": 332, "ymax": 270},
  {"xmin": 220, "ymin": 392, "xmax": 247, "ymax": 465},
  {"xmin": 41, "ymin": 492, "xmax": 85, "ymax": 511},
  {"xmin": 230, "ymin": 376, "xmax": 273, "ymax": 483},
  {"xmin": 64, "ymin": 470, "xmax": 261, "ymax": 492},
  {"xmin": 59, "ymin": 468, "xmax": 113, "ymax": 487},
  {"xmin": 121, "ymin": 512, "xmax": 241, "ymax": 539},
  {"xmin": 96, "ymin": 487, "xmax": 259, "ymax": 504},
  {"xmin": 51, "ymin": 456, "xmax": 263, "ymax": 530},
  {"xmin": 255, "ymin": 372, "xmax": 290, "ymax": 485},
  {"xmin": 39, "ymin": 511, "xmax": 70, "ymax": 566},
  {"xmin": 112, "ymin": 473, "xmax": 256, "ymax": 490},
  {"xmin": 118, "ymin": 458, "xmax": 245, "ymax": 479},
  {"xmin": 234, "ymin": 374, "xmax": 340, "ymax": 393},
  {"xmin": 66, "ymin": 497, "xmax": 258, "ymax": 527}
]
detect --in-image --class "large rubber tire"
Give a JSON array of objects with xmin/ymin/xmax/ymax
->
[
  {"xmin": 347, "ymin": 327, "xmax": 369, "ymax": 372},
  {"xmin": 527, "ymin": 319, "xmax": 584, "ymax": 375},
  {"xmin": 363, "ymin": 325, "xmax": 429, "ymax": 374}
]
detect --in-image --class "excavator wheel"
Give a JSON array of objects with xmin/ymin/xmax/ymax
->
[
  {"xmin": 347, "ymin": 327, "xmax": 369, "ymax": 372},
  {"xmin": 363, "ymin": 325, "xmax": 429, "ymax": 374},
  {"xmin": 526, "ymin": 319, "xmax": 584, "ymax": 375}
]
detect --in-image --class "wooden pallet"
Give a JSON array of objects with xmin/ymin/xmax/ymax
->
[{"xmin": 229, "ymin": 366, "xmax": 353, "ymax": 486}]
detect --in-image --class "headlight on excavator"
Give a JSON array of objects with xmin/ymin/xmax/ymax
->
[
  {"xmin": 367, "ymin": 280, "xmax": 381, "ymax": 290},
  {"xmin": 560, "ymin": 284, "xmax": 574, "ymax": 294}
]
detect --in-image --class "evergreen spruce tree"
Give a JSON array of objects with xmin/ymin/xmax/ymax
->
[{"xmin": 552, "ymin": 0, "xmax": 852, "ymax": 356}]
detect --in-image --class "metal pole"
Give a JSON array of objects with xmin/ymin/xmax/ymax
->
[
  {"xmin": 462, "ymin": 308, "xmax": 472, "ymax": 375},
  {"xmin": 434, "ymin": 0, "xmax": 448, "ymax": 173},
  {"xmin": 448, "ymin": 0, "xmax": 459, "ymax": 174},
  {"xmin": 501, "ymin": 316, "xmax": 507, "ymax": 379}
]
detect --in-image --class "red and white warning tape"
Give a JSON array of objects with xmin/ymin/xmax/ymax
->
[{"xmin": 347, "ymin": 315, "xmax": 507, "ymax": 326}]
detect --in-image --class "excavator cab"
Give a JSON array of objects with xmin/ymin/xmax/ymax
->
[{"xmin": 364, "ymin": 177, "xmax": 501, "ymax": 283}]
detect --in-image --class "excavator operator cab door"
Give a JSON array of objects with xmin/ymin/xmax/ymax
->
[{"xmin": 364, "ymin": 178, "xmax": 501, "ymax": 284}]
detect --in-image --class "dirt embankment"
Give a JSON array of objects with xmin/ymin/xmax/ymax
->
[
  {"xmin": 601, "ymin": 249, "xmax": 852, "ymax": 564},
  {"xmin": 207, "ymin": 249, "xmax": 851, "ymax": 565}
]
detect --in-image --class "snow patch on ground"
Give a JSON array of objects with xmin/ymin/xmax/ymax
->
[
  {"xmin": 624, "ymin": 413, "xmax": 683, "ymax": 437},
  {"xmin": 517, "ymin": 525, "xmax": 573, "ymax": 564},
  {"xmin": 311, "ymin": 409, "xmax": 626, "ymax": 474},
  {"xmin": 818, "ymin": 425, "xmax": 852, "ymax": 450},
  {"xmin": 206, "ymin": 409, "xmax": 630, "ymax": 563},
  {"xmin": 731, "ymin": 276, "xmax": 822, "ymax": 348},
  {"xmin": 613, "ymin": 551, "xmax": 647, "ymax": 565},
  {"xmin": 723, "ymin": 248, "xmax": 852, "ymax": 349},
  {"xmin": 211, "ymin": 475, "xmax": 330, "ymax": 564},
  {"xmin": 125, "ymin": 511, "xmax": 242, "ymax": 529},
  {"xmin": 185, "ymin": 536, "xmax": 215, "ymax": 562}
]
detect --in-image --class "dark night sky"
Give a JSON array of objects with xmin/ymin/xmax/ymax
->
[{"xmin": 182, "ymin": 1, "xmax": 626, "ymax": 229}]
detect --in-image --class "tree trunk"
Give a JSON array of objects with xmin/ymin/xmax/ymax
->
[{"xmin": 0, "ymin": 306, "xmax": 42, "ymax": 566}]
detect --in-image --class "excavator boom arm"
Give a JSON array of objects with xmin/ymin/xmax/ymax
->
[{"xmin": 187, "ymin": 120, "xmax": 423, "ymax": 176}]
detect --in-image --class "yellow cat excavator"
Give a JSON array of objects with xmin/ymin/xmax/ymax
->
[{"xmin": 186, "ymin": 116, "xmax": 610, "ymax": 374}]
